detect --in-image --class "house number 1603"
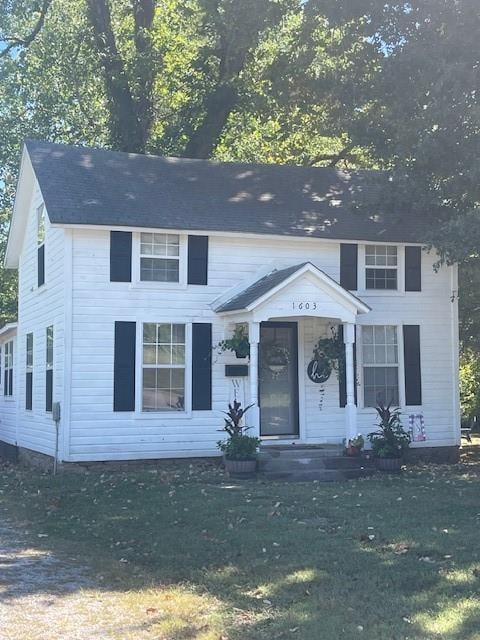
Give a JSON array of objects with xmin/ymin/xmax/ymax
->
[{"xmin": 292, "ymin": 301, "xmax": 317, "ymax": 311}]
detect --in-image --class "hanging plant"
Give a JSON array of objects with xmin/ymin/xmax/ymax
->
[
  {"xmin": 312, "ymin": 327, "xmax": 345, "ymax": 378},
  {"xmin": 215, "ymin": 324, "xmax": 250, "ymax": 359}
]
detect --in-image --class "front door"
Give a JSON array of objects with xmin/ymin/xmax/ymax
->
[{"xmin": 259, "ymin": 322, "xmax": 299, "ymax": 437}]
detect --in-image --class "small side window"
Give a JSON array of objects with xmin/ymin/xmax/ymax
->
[
  {"xmin": 46, "ymin": 326, "xmax": 53, "ymax": 412},
  {"xmin": 37, "ymin": 204, "xmax": 46, "ymax": 287},
  {"xmin": 4, "ymin": 341, "xmax": 13, "ymax": 397},
  {"xmin": 26, "ymin": 333, "xmax": 33, "ymax": 410}
]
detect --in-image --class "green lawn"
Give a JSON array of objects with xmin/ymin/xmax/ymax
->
[{"xmin": 2, "ymin": 444, "xmax": 480, "ymax": 639}]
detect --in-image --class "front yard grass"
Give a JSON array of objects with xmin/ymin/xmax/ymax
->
[{"xmin": 2, "ymin": 441, "xmax": 480, "ymax": 639}]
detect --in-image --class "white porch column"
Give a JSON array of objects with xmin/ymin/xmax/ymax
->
[
  {"xmin": 343, "ymin": 322, "xmax": 357, "ymax": 444},
  {"xmin": 248, "ymin": 321, "xmax": 260, "ymax": 438}
]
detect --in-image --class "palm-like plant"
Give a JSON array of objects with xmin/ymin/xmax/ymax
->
[
  {"xmin": 368, "ymin": 402, "xmax": 410, "ymax": 459},
  {"xmin": 218, "ymin": 400, "xmax": 260, "ymax": 461},
  {"xmin": 221, "ymin": 400, "xmax": 254, "ymax": 437}
]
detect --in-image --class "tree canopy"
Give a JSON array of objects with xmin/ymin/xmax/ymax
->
[{"xmin": 0, "ymin": 0, "xmax": 478, "ymax": 331}]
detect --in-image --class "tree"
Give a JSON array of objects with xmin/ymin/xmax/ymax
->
[
  {"xmin": 1, "ymin": 0, "xmax": 479, "ymax": 330},
  {"xmin": 339, "ymin": 1, "xmax": 480, "ymax": 266}
]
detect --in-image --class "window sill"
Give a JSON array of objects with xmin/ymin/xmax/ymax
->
[
  {"xmin": 33, "ymin": 284, "xmax": 49, "ymax": 296},
  {"xmin": 3, "ymin": 397, "xmax": 15, "ymax": 403},
  {"xmin": 357, "ymin": 289, "xmax": 405, "ymax": 297},
  {"xmin": 134, "ymin": 410, "xmax": 193, "ymax": 420},
  {"xmin": 122, "ymin": 281, "xmax": 189, "ymax": 291}
]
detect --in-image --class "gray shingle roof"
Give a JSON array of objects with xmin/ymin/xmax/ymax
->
[
  {"xmin": 25, "ymin": 140, "xmax": 426, "ymax": 243},
  {"xmin": 216, "ymin": 263, "xmax": 309, "ymax": 312}
]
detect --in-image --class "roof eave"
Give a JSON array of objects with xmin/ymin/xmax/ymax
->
[
  {"xmin": 5, "ymin": 145, "xmax": 36, "ymax": 269},
  {"xmin": 0, "ymin": 322, "xmax": 18, "ymax": 338},
  {"xmin": 216, "ymin": 262, "xmax": 371, "ymax": 316}
]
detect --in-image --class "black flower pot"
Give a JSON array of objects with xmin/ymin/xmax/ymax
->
[
  {"xmin": 224, "ymin": 458, "xmax": 257, "ymax": 477},
  {"xmin": 377, "ymin": 457, "xmax": 403, "ymax": 472}
]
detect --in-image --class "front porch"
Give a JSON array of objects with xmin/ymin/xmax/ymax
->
[{"xmin": 215, "ymin": 262, "xmax": 370, "ymax": 447}]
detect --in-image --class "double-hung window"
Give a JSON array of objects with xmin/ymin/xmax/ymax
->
[
  {"xmin": 142, "ymin": 323, "xmax": 185, "ymax": 411},
  {"xmin": 4, "ymin": 341, "xmax": 13, "ymax": 397},
  {"xmin": 365, "ymin": 245, "xmax": 397, "ymax": 290},
  {"xmin": 26, "ymin": 333, "xmax": 33, "ymax": 410},
  {"xmin": 46, "ymin": 326, "xmax": 53, "ymax": 412},
  {"xmin": 362, "ymin": 326, "xmax": 399, "ymax": 407},
  {"xmin": 140, "ymin": 233, "xmax": 180, "ymax": 282},
  {"xmin": 37, "ymin": 204, "xmax": 46, "ymax": 287}
]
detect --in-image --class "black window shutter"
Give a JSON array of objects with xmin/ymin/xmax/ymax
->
[
  {"xmin": 46, "ymin": 369, "xmax": 53, "ymax": 412},
  {"xmin": 403, "ymin": 325, "xmax": 422, "ymax": 405},
  {"xmin": 338, "ymin": 325, "xmax": 357, "ymax": 408},
  {"xmin": 26, "ymin": 372, "xmax": 33, "ymax": 410},
  {"xmin": 110, "ymin": 231, "xmax": 132, "ymax": 282},
  {"xmin": 187, "ymin": 236, "xmax": 208, "ymax": 285},
  {"xmin": 37, "ymin": 244, "xmax": 45, "ymax": 287},
  {"xmin": 405, "ymin": 246, "xmax": 421, "ymax": 291},
  {"xmin": 340, "ymin": 244, "xmax": 358, "ymax": 290},
  {"xmin": 192, "ymin": 323, "xmax": 212, "ymax": 410},
  {"xmin": 113, "ymin": 321, "xmax": 136, "ymax": 411}
]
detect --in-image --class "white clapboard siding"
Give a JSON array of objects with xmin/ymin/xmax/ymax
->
[
  {"xmin": 0, "ymin": 332, "xmax": 18, "ymax": 445},
  {"xmin": 15, "ymin": 181, "xmax": 66, "ymax": 457},
  {"xmin": 62, "ymin": 227, "xmax": 459, "ymax": 461}
]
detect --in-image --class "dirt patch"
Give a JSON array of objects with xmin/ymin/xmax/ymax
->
[
  {"xmin": 0, "ymin": 515, "xmax": 102, "ymax": 639},
  {"xmin": 0, "ymin": 513, "xmax": 223, "ymax": 640}
]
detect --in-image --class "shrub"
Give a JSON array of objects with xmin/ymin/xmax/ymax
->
[
  {"xmin": 218, "ymin": 434, "xmax": 260, "ymax": 460},
  {"xmin": 368, "ymin": 402, "xmax": 410, "ymax": 459},
  {"xmin": 460, "ymin": 348, "xmax": 480, "ymax": 425},
  {"xmin": 217, "ymin": 400, "xmax": 260, "ymax": 460}
]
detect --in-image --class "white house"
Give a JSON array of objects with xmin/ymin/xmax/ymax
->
[{"xmin": 0, "ymin": 140, "xmax": 460, "ymax": 468}]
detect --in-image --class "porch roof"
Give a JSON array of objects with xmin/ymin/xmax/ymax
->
[{"xmin": 215, "ymin": 262, "xmax": 370, "ymax": 316}]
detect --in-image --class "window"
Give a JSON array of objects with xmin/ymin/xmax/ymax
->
[
  {"xmin": 46, "ymin": 326, "xmax": 53, "ymax": 412},
  {"xmin": 4, "ymin": 341, "xmax": 13, "ymax": 397},
  {"xmin": 37, "ymin": 204, "xmax": 46, "ymax": 287},
  {"xmin": 140, "ymin": 233, "xmax": 180, "ymax": 282},
  {"xmin": 362, "ymin": 326, "xmax": 399, "ymax": 407},
  {"xmin": 142, "ymin": 323, "xmax": 185, "ymax": 411},
  {"xmin": 37, "ymin": 204, "xmax": 46, "ymax": 245},
  {"xmin": 26, "ymin": 333, "xmax": 33, "ymax": 410},
  {"xmin": 365, "ymin": 245, "xmax": 397, "ymax": 290}
]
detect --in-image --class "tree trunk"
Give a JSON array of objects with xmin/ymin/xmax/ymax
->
[
  {"xmin": 132, "ymin": 0, "xmax": 156, "ymax": 152},
  {"xmin": 184, "ymin": 82, "xmax": 237, "ymax": 159},
  {"xmin": 86, "ymin": 0, "xmax": 143, "ymax": 152}
]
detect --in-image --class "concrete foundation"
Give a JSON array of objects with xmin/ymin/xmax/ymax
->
[
  {"xmin": 1, "ymin": 441, "xmax": 462, "ymax": 473},
  {"xmin": 405, "ymin": 446, "xmax": 460, "ymax": 464}
]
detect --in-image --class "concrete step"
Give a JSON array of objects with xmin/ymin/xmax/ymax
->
[
  {"xmin": 323, "ymin": 456, "xmax": 374, "ymax": 470},
  {"xmin": 258, "ymin": 456, "xmax": 373, "ymax": 473},
  {"xmin": 257, "ymin": 445, "xmax": 376, "ymax": 481},
  {"xmin": 258, "ymin": 458, "xmax": 321, "ymax": 472},
  {"xmin": 259, "ymin": 446, "xmax": 343, "ymax": 462},
  {"xmin": 261, "ymin": 467, "xmax": 375, "ymax": 482}
]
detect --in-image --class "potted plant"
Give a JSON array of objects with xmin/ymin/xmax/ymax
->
[
  {"xmin": 368, "ymin": 402, "xmax": 410, "ymax": 471},
  {"xmin": 346, "ymin": 434, "xmax": 364, "ymax": 457},
  {"xmin": 217, "ymin": 400, "xmax": 260, "ymax": 476},
  {"xmin": 215, "ymin": 324, "xmax": 250, "ymax": 359}
]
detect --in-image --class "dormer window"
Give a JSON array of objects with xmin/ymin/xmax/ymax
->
[
  {"xmin": 365, "ymin": 245, "xmax": 397, "ymax": 290},
  {"xmin": 37, "ymin": 204, "xmax": 46, "ymax": 287},
  {"xmin": 140, "ymin": 233, "xmax": 180, "ymax": 282}
]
